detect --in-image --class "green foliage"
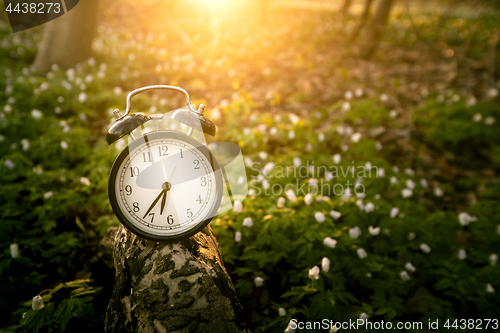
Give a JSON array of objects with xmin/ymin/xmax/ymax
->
[{"xmin": 3, "ymin": 279, "xmax": 101, "ymax": 333}]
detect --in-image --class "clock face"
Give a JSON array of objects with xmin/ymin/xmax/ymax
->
[{"xmin": 108, "ymin": 131, "xmax": 223, "ymax": 241}]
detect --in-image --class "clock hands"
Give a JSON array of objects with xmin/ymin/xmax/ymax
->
[
  {"xmin": 143, "ymin": 189, "xmax": 166, "ymax": 219},
  {"xmin": 142, "ymin": 166, "xmax": 177, "ymax": 219}
]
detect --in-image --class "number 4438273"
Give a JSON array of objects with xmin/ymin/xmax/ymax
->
[
  {"xmin": 444, "ymin": 319, "xmax": 498, "ymax": 330},
  {"xmin": 6, "ymin": 2, "xmax": 61, "ymax": 14}
]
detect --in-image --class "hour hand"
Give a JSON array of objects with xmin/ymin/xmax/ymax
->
[{"xmin": 143, "ymin": 190, "xmax": 165, "ymax": 219}]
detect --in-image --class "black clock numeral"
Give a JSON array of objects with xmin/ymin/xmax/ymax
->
[
  {"xmin": 196, "ymin": 195, "xmax": 202, "ymax": 204},
  {"xmin": 158, "ymin": 146, "xmax": 168, "ymax": 156},
  {"xmin": 180, "ymin": 148, "xmax": 184, "ymax": 158},
  {"xmin": 167, "ymin": 215, "xmax": 174, "ymax": 224},
  {"xmin": 200, "ymin": 177, "xmax": 207, "ymax": 187},
  {"xmin": 148, "ymin": 213, "xmax": 154, "ymax": 223},
  {"xmin": 143, "ymin": 152, "xmax": 151, "ymax": 163},
  {"xmin": 187, "ymin": 208, "xmax": 193, "ymax": 218},
  {"xmin": 130, "ymin": 167, "xmax": 139, "ymax": 177},
  {"xmin": 193, "ymin": 160, "xmax": 200, "ymax": 169},
  {"xmin": 133, "ymin": 202, "xmax": 140, "ymax": 212},
  {"xmin": 125, "ymin": 185, "xmax": 132, "ymax": 196}
]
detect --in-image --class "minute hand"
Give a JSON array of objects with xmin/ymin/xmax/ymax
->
[{"xmin": 143, "ymin": 190, "xmax": 166, "ymax": 219}]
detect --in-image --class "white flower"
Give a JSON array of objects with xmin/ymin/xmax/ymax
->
[
  {"xmin": 490, "ymin": 254, "xmax": 498, "ymax": 265},
  {"xmin": 237, "ymin": 176, "xmax": 246, "ymax": 185},
  {"xmin": 4, "ymin": 159, "xmax": 15, "ymax": 169},
  {"xmin": 43, "ymin": 191, "xmax": 53, "ymax": 199},
  {"xmin": 401, "ymin": 188, "xmax": 413, "ymax": 198},
  {"xmin": 277, "ymin": 197, "xmax": 286, "ymax": 208},
  {"xmin": 405, "ymin": 262, "xmax": 416, "ymax": 272},
  {"xmin": 254, "ymin": 276, "xmax": 264, "ymax": 287},
  {"xmin": 80, "ymin": 177, "xmax": 91, "ymax": 186},
  {"xmin": 341, "ymin": 101, "xmax": 351, "ymax": 111},
  {"xmin": 321, "ymin": 257, "xmax": 330, "ymax": 272},
  {"xmin": 458, "ymin": 249, "xmax": 467, "ymax": 260},
  {"xmin": 113, "ymin": 86, "xmax": 122, "ymax": 95},
  {"xmin": 458, "ymin": 212, "xmax": 477, "ymax": 226},
  {"xmin": 242, "ymin": 217, "xmax": 253, "ymax": 227},
  {"xmin": 332, "ymin": 153, "xmax": 341, "ymax": 164},
  {"xmin": 248, "ymin": 189, "xmax": 256, "ymax": 196},
  {"xmin": 314, "ymin": 212, "xmax": 325, "ymax": 223},
  {"xmin": 389, "ymin": 110, "xmax": 398, "ymax": 118},
  {"xmin": 405, "ymin": 179, "xmax": 415, "ymax": 190},
  {"xmin": 355, "ymin": 88, "xmax": 363, "ymax": 97},
  {"xmin": 349, "ymin": 226, "xmax": 362, "ymax": 239},
  {"xmin": 288, "ymin": 130, "xmax": 295, "ymax": 140},
  {"xmin": 235, "ymin": 231, "xmax": 242, "ymax": 242},
  {"xmin": 364, "ymin": 202, "xmax": 375, "ymax": 213},
  {"xmin": 434, "ymin": 187, "xmax": 444, "ymax": 197},
  {"xmin": 390, "ymin": 176, "xmax": 399, "ymax": 185},
  {"xmin": 484, "ymin": 116, "xmax": 496, "ymax": 126},
  {"xmin": 20, "ymin": 139, "xmax": 29, "ymax": 151},
  {"xmin": 404, "ymin": 168, "xmax": 415, "ymax": 176},
  {"xmin": 408, "ymin": 232, "xmax": 416, "ymax": 241},
  {"xmin": 32, "ymin": 296, "xmax": 44, "ymax": 311},
  {"xmin": 4, "ymin": 104, "xmax": 12, "ymax": 113},
  {"xmin": 308, "ymin": 266, "xmax": 320, "ymax": 279},
  {"xmin": 329, "ymin": 210, "xmax": 341, "ymax": 220},
  {"xmin": 78, "ymin": 92, "xmax": 87, "ymax": 103},
  {"xmin": 293, "ymin": 157, "xmax": 301, "ymax": 168},
  {"xmin": 60, "ymin": 141, "xmax": 68, "ymax": 150},
  {"xmin": 420, "ymin": 178, "xmax": 428, "ymax": 188},
  {"xmin": 380, "ymin": 93, "xmax": 389, "ymax": 102},
  {"xmin": 486, "ymin": 283, "xmax": 495, "ymax": 294},
  {"xmin": 244, "ymin": 157, "xmax": 253, "ymax": 167},
  {"xmin": 318, "ymin": 133, "xmax": 325, "ymax": 142},
  {"xmin": 377, "ymin": 168, "xmax": 385, "ymax": 177},
  {"xmin": 400, "ymin": 271, "xmax": 411, "ymax": 281},
  {"xmin": 368, "ymin": 226, "xmax": 380, "ymax": 236},
  {"xmin": 289, "ymin": 113, "xmax": 300, "ymax": 124},
  {"xmin": 472, "ymin": 113, "xmax": 482, "ymax": 122},
  {"xmin": 285, "ymin": 189, "xmax": 297, "ymax": 202},
  {"xmin": 10, "ymin": 243, "xmax": 19, "ymax": 259},
  {"xmin": 390, "ymin": 207, "xmax": 399, "ymax": 218},
  {"xmin": 304, "ymin": 193, "xmax": 313, "ymax": 205},
  {"xmin": 325, "ymin": 172, "xmax": 334, "ymax": 181},
  {"xmin": 323, "ymin": 237, "xmax": 337, "ymax": 249},
  {"xmin": 420, "ymin": 243, "xmax": 431, "ymax": 253},
  {"xmin": 278, "ymin": 308, "xmax": 286, "ymax": 316},
  {"xmin": 258, "ymin": 151, "xmax": 268, "ymax": 160},
  {"xmin": 31, "ymin": 109, "xmax": 43, "ymax": 119},
  {"xmin": 233, "ymin": 200, "xmax": 243, "ymax": 213},
  {"xmin": 285, "ymin": 320, "xmax": 296, "ymax": 333},
  {"xmin": 357, "ymin": 248, "xmax": 367, "ymax": 259},
  {"xmin": 359, "ymin": 312, "xmax": 369, "ymax": 320},
  {"xmin": 351, "ymin": 132, "xmax": 361, "ymax": 143},
  {"xmin": 344, "ymin": 91, "xmax": 353, "ymax": 100},
  {"xmin": 262, "ymin": 162, "xmax": 275, "ymax": 176},
  {"xmin": 487, "ymin": 88, "xmax": 498, "ymax": 98}
]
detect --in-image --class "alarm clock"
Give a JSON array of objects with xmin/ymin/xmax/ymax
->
[{"xmin": 106, "ymin": 85, "xmax": 223, "ymax": 242}]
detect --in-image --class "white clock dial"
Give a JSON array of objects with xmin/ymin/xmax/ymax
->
[{"xmin": 109, "ymin": 131, "xmax": 222, "ymax": 241}]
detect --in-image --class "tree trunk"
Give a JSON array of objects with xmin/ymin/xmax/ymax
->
[
  {"xmin": 33, "ymin": 0, "xmax": 98, "ymax": 73},
  {"xmin": 350, "ymin": 0, "xmax": 374, "ymax": 42},
  {"xmin": 104, "ymin": 225, "xmax": 249, "ymax": 333},
  {"xmin": 359, "ymin": 0, "xmax": 394, "ymax": 59},
  {"xmin": 340, "ymin": 0, "xmax": 353, "ymax": 15}
]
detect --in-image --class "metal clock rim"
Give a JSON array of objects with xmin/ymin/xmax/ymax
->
[{"xmin": 108, "ymin": 130, "xmax": 223, "ymax": 242}]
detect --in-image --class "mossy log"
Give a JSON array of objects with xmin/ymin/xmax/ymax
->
[{"xmin": 104, "ymin": 225, "xmax": 248, "ymax": 333}]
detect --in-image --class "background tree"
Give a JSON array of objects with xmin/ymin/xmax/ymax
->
[
  {"xmin": 33, "ymin": 0, "xmax": 98, "ymax": 73},
  {"xmin": 359, "ymin": 0, "xmax": 394, "ymax": 58}
]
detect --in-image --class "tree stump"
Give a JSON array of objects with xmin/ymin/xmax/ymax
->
[{"xmin": 105, "ymin": 225, "xmax": 248, "ymax": 333}]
